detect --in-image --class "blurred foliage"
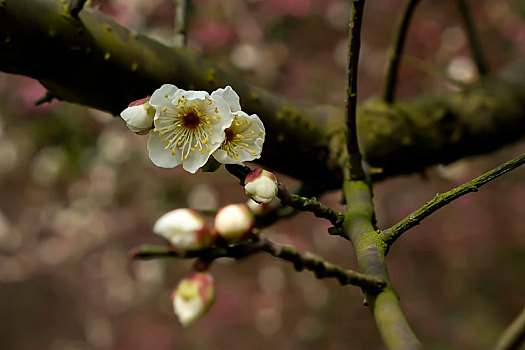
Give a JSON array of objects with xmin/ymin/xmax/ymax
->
[{"xmin": 0, "ymin": 0, "xmax": 524, "ymax": 349}]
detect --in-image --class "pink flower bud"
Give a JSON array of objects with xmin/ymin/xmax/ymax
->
[
  {"xmin": 153, "ymin": 209, "xmax": 213, "ymax": 251},
  {"xmin": 214, "ymin": 204, "xmax": 254, "ymax": 241},
  {"xmin": 172, "ymin": 273, "xmax": 215, "ymax": 327},
  {"xmin": 120, "ymin": 96, "xmax": 155, "ymax": 134},
  {"xmin": 244, "ymin": 169, "xmax": 278, "ymax": 204}
]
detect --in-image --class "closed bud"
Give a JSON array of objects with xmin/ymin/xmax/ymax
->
[
  {"xmin": 244, "ymin": 169, "xmax": 278, "ymax": 204},
  {"xmin": 153, "ymin": 209, "xmax": 213, "ymax": 250},
  {"xmin": 120, "ymin": 97, "xmax": 155, "ymax": 134},
  {"xmin": 214, "ymin": 204, "xmax": 254, "ymax": 241},
  {"xmin": 172, "ymin": 273, "xmax": 215, "ymax": 327},
  {"xmin": 246, "ymin": 199, "xmax": 270, "ymax": 215}
]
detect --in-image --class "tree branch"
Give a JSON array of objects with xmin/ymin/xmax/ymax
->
[
  {"xmin": 345, "ymin": 0, "xmax": 366, "ymax": 180},
  {"xmin": 381, "ymin": 152, "xmax": 525, "ymax": 248},
  {"xmin": 494, "ymin": 308, "xmax": 525, "ymax": 350},
  {"xmin": 343, "ymin": 179, "xmax": 421, "ymax": 349},
  {"xmin": 382, "ymin": 0, "xmax": 421, "ymax": 104},
  {"xmin": 457, "ymin": 0, "xmax": 488, "ymax": 75},
  {"xmin": 174, "ymin": 0, "xmax": 187, "ymax": 47},
  {"xmin": 130, "ymin": 235, "xmax": 386, "ymax": 292},
  {"xmin": 277, "ymin": 183, "xmax": 345, "ymax": 226},
  {"xmin": 1, "ymin": 0, "xmax": 525, "ymax": 183}
]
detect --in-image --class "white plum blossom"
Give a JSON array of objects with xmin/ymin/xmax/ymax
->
[
  {"xmin": 211, "ymin": 86, "xmax": 241, "ymax": 112},
  {"xmin": 172, "ymin": 273, "xmax": 215, "ymax": 327},
  {"xmin": 211, "ymin": 86, "xmax": 265, "ymax": 165},
  {"xmin": 244, "ymin": 169, "xmax": 278, "ymax": 204},
  {"xmin": 148, "ymin": 84, "xmax": 234, "ymax": 173},
  {"xmin": 212, "ymin": 111, "xmax": 265, "ymax": 164},
  {"xmin": 214, "ymin": 204, "xmax": 254, "ymax": 241},
  {"xmin": 153, "ymin": 209, "xmax": 213, "ymax": 251},
  {"xmin": 120, "ymin": 97, "xmax": 155, "ymax": 134}
]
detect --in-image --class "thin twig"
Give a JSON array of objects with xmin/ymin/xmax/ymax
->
[
  {"xmin": 130, "ymin": 235, "xmax": 386, "ymax": 292},
  {"xmin": 382, "ymin": 0, "xmax": 422, "ymax": 104},
  {"xmin": 457, "ymin": 0, "xmax": 488, "ymax": 75},
  {"xmin": 35, "ymin": 91, "xmax": 55, "ymax": 106},
  {"xmin": 174, "ymin": 0, "xmax": 188, "ymax": 47},
  {"xmin": 67, "ymin": 0, "xmax": 88, "ymax": 19},
  {"xmin": 494, "ymin": 308, "xmax": 525, "ymax": 350},
  {"xmin": 277, "ymin": 183, "xmax": 345, "ymax": 226},
  {"xmin": 382, "ymin": 153, "xmax": 525, "ymax": 248},
  {"xmin": 225, "ymin": 164, "xmax": 343, "ymax": 226},
  {"xmin": 345, "ymin": 0, "xmax": 366, "ymax": 180}
]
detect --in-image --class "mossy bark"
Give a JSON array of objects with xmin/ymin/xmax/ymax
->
[{"xmin": 1, "ymin": 0, "xmax": 525, "ymax": 185}]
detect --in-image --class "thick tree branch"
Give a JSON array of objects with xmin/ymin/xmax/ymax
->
[
  {"xmin": 1, "ymin": 0, "xmax": 525, "ymax": 184},
  {"xmin": 343, "ymin": 179, "xmax": 421, "ymax": 349},
  {"xmin": 381, "ymin": 152, "xmax": 525, "ymax": 248},
  {"xmin": 131, "ymin": 235, "xmax": 386, "ymax": 292}
]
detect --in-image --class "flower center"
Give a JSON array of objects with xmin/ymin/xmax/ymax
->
[
  {"xmin": 182, "ymin": 111, "xmax": 200, "ymax": 129},
  {"xmin": 224, "ymin": 128, "xmax": 235, "ymax": 142}
]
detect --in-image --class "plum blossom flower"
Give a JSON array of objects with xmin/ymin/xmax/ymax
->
[
  {"xmin": 211, "ymin": 86, "xmax": 241, "ymax": 112},
  {"xmin": 153, "ymin": 209, "xmax": 213, "ymax": 251},
  {"xmin": 244, "ymin": 169, "xmax": 278, "ymax": 203},
  {"xmin": 212, "ymin": 111, "xmax": 265, "ymax": 164},
  {"xmin": 120, "ymin": 97, "xmax": 155, "ymax": 134},
  {"xmin": 214, "ymin": 204, "xmax": 254, "ymax": 241},
  {"xmin": 148, "ymin": 84, "xmax": 233, "ymax": 173},
  {"xmin": 210, "ymin": 86, "xmax": 265, "ymax": 164},
  {"xmin": 172, "ymin": 273, "xmax": 215, "ymax": 327}
]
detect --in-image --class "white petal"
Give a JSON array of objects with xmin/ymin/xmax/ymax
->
[
  {"xmin": 207, "ymin": 96, "xmax": 234, "ymax": 145},
  {"xmin": 180, "ymin": 90, "xmax": 209, "ymax": 101},
  {"xmin": 150, "ymin": 84, "xmax": 179, "ymax": 110},
  {"xmin": 147, "ymin": 131, "xmax": 182, "ymax": 168},
  {"xmin": 120, "ymin": 105, "xmax": 154, "ymax": 132},
  {"xmin": 212, "ymin": 149, "xmax": 243, "ymax": 165},
  {"xmin": 174, "ymin": 295, "xmax": 205, "ymax": 327},
  {"xmin": 211, "ymin": 86, "xmax": 241, "ymax": 112},
  {"xmin": 182, "ymin": 145, "xmax": 216, "ymax": 173}
]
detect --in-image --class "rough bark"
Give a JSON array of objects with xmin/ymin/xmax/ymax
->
[{"xmin": 1, "ymin": 0, "xmax": 524, "ymax": 185}]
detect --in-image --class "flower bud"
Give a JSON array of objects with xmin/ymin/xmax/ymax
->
[
  {"xmin": 246, "ymin": 199, "xmax": 270, "ymax": 215},
  {"xmin": 172, "ymin": 273, "xmax": 215, "ymax": 327},
  {"xmin": 214, "ymin": 204, "xmax": 254, "ymax": 241},
  {"xmin": 120, "ymin": 97, "xmax": 155, "ymax": 134},
  {"xmin": 244, "ymin": 169, "xmax": 278, "ymax": 204},
  {"xmin": 153, "ymin": 209, "xmax": 213, "ymax": 250}
]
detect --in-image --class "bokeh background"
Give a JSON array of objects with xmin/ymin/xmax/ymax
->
[{"xmin": 0, "ymin": 0, "xmax": 524, "ymax": 349}]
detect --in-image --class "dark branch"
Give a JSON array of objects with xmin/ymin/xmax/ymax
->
[
  {"xmin": 457, "ymin": 0, "xmax": 488, "ymax": 75},
  {"xmin": 382, "ymin": 0, "xmax": 421, "ymax": 104},
  {"xmin": 2, "ymin": 0, "xmax": 525, "ymax": 183},
  {"xmin": 277, "ymin": 183, "xmax": 345, "ymax": 227},
  {"xmin": 131, "ymin": 235, "xmax": 386, "ymax": 292},
  {"xmin": 381, "ymin": 153, "xmax": 525, "ymax": 248},
  {"xmin": 67, "ymin": 0, "xmax": 88, "ymax": 19},
  {"xmin": 174, "ymin": 0, "xmax": 187, "ymax": 47},
  {"xmin": 344, "ymin": 0, "xmax": 366, "ymax": 180}
]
